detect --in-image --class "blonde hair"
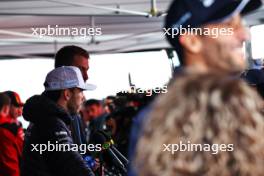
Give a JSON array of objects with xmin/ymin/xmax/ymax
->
[{"xmin": 134, "ymin": 74, "xmax": 264, "ymax": 176}]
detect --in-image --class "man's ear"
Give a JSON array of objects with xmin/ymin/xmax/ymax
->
[
  {"xmin": 62, "ymin": 89, "xmax": 72, "ymax": 101},
  {"xmin": 179, "ymin": 34, "xmax": 203, "ymax": 54}
]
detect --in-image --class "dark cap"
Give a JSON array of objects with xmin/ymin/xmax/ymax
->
[
  {"xmin": 165, "ymin": 0, "xmax": 262, "ymax": 49},
  {"xmin": 241, "ymin": 69, "xmax": 264, "ymax": 86},
  {"xmin": 4, "ymin": 91, "xmax": 24, "ymax": 107}
]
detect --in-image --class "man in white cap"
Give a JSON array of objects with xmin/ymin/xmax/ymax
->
[{"xmin": 21, "ymin": 66, "xmax": 94, "ymax": 176}]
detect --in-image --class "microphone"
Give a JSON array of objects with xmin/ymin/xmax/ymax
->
[
  {"xmin": 108, "ymin": 148, "xmax": 127, "ymax": 173},
  {"xmin": 98, "ymin": 130, "xmax": 129, "ymax": 167},
  {"xmin": 89, "ymin": 131, "xmax": 128, "ymax": 174},
  {"xmin": 111, "ymin": 146, "xmax": 129, "ymax": 166}
]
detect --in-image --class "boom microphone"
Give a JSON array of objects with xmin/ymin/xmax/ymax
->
[
  {"xmin": 98, "ymin": 130, "xmax": 129, "ymax": 167},
  {"xmin": 111, "ymin": 146, "xmax": 129, "ymax": 166},
  {"xmin": 89, "ymin": 131, "xmax": 128, "ymax": 174}
]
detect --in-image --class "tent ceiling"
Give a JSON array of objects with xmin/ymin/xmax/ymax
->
[
  {"xmin": 0, "ymin": 0, "xmax": 169, "ymax": 16},
  {"xmin": 0, "ymin": 0, "xmax": 263, "ymax": 57}
]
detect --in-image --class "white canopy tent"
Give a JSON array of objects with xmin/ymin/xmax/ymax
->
[
  {"xmin": 0, "ymin": 0, "xmax": 263, "ymax": 57},
  {"xmin": 0, "ymin": 0, "xmax": 171, "ymax": 57}
]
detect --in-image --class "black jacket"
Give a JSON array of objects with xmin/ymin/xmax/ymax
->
[
  {"xmin": 70, "ymin": 114, "xmax": 87, "ymax": 146},
  {"xmin": 20, "ymin": 94, "xmax": 94, "ymax": 176}
]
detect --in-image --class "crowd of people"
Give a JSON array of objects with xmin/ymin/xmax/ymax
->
[
  {"xmin": 0, "ymin": 45, "xmax": 156, "ymax": 176},
  {"xmin": 0, "ymin": 0, "xmax": 264, "ymax": 176}
]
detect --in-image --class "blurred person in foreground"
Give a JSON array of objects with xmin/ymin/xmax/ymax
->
[
  {"xmin": 0, "ymin": 92, "xmax": 23, "ymax": 176},
  {"xmin": 21, "ymin": 66, "xmax": 94, "ymax": 176},
  {"xmin": 128, "ymin": 0, "xmax": 262, "ymax": 175},
  {"xmin": 134, "ymin": 74, "xmax": 264, "ymax": 176},
  {"xmin": 165, "ymin": 0, "xmax": 262, "ymax": 74}
]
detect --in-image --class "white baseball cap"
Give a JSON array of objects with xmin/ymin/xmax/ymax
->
[{"xmin": 44, "ymin": 66, "xmax": 95, "ymax": 91}]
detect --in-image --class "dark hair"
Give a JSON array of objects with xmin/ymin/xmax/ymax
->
[
  {"xmin": 106, "ymin": 96, "xmax": 116, "ymax": 101},
  {"xmin": 0, "ymin": 92, "xmax": 11, "ymax": 111},
  {"xmin": 55, "ymin": 45, "xmax": 89, "ymax": 68},
  {"xmin": 83, "ymin": 99, "xmax": 101, "ymax": 107},
  {"xmin": 165, "ymin": 1, "xmax": 185, "ymax": 65},
  {"xmin": 174, "ymin": 44, "xmax": 184, "ymax": 65},
  {"xmin": 165, "ymin": 41, "xmax": 184, "ymax": 65},
  {"xmin": 42, "ymin": 90, "xmax": 63, "ymax": 103}
]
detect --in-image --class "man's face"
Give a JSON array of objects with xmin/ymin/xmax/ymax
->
[
  {"xmin": 198, "ymin": 14, "xmax": 250, "ymax": 72},
  {"xmin": 72, "ymin": 55, "xmax": 89, "ymax": 82},
  {"xmin": 104, "ymin": 98, "xmax": 115, "ymax": 113},
  {"xmin": 87, "ymin": 104, "xmax": 103, "ymax": 120},
  {"xmin": 80, "ymin": 106, "xmax": 92, "ymax": 122},
  {"xmin": 106, "ymin": 118, "xmax": 117, "ymax": 136},
  {"xmin": 67, "ymin": 88, "xmax": 84, "ymax": 114},
  {"xmin": 9, "ymin": 105, "xmax": 23, "ymax": 119}
]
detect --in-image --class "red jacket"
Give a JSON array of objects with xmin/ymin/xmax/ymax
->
[{"xmin": 0, "ymin": 116, "xmax": 23, "ymax": 176}]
